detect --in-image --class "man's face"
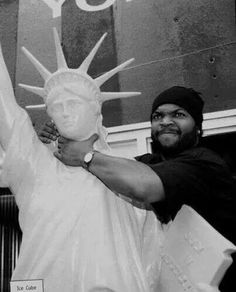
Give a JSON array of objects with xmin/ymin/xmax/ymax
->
[
  {"xmin": 47, "ymin": 91, "xmax": 99, "ymax": 141},
  {"xmin": 151, "ymin": 104, "xmax": 199, "ymax": 156}
]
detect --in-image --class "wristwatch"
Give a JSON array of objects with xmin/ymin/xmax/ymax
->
[{"xmin": 83, "ymin": 151, "xmax": 95, "ymax": 169}]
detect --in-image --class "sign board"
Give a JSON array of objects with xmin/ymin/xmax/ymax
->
[
  {"xmin": 41, "ymin": 0, "xmax": 117, "ymax": 17},
  {"xmin": 10, "ymin": 280, "xmax": 44, "ymax": 292},
  {"xmin": 157, "ymin": 205, "xmax": 236, "ymax": 292}
]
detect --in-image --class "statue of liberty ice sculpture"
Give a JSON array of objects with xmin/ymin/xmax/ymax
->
[{"xmin": 0, "ymin": 28, "xmax": 164, "ymax": 292}]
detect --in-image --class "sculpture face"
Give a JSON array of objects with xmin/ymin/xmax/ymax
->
[{"xmin": 46, "ymin": 85, "xmax": 100, "ymax": 141}]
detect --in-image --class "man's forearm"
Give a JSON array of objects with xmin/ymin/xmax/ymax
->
[
  {"xmin": 88, "ymin": 152, "xmax": 165, "ymax": 203},
  {"xmin": 54, "ymin": 135, "xmax": 165, "ymax": 203}
]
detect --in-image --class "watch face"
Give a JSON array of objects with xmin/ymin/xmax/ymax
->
[{"xmin": 84, "ymin": 152, "xmax": 93, "ymax": 163}]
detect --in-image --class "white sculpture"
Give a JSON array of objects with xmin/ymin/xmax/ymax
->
[
  {"xmin": 157, "ymin": 205, "xmax": 236, "ymax": 292},
  {"xmin": 0, "ymin": 29, "xmax": 163, "ymax": 292}
]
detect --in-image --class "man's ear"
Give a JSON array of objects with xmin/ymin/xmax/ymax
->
[{"xmin": 195, "ymin": 126, "xmax": 203, "ymax": 146}]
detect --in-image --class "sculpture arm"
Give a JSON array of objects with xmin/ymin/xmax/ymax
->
[{"xmin": 0, "ymin": 44, "xmax": 22, "ymax": 149}]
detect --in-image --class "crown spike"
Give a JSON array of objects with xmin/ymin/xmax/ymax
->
[
  {"xmin": 78, "ymin": 33, "xmax": 107, "ymax": 73},
  {"xmin": 53, "ymin": 27, "xmax": 68, "ymax": 70},
  {"xmin": 95, "ymin": 58, "xmax": 134, "ymax": 87},
  {"xmin": 19, "ymin": 83, "xmax": 46, "ymax": 98},
  {"xmin": 101, "ymin": 91, "xmax": 141, "ymax": 102},
  {"xmin": 19, "ymin": 30, "xmax": 141, "ymax": 112},
  {"xmin": 22, "ymin": 47, "xmax": 52, "ymax": 81}
]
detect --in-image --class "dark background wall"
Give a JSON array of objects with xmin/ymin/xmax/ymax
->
[
  {"xmin": 113, "ymin": 0, "xmax": 236, "ymax": 125},
  {"xmin": 62, "ymin": 0, "xmax": 122, "ymax": 126},
  {"xmin": 0, "ymin": 0, "xmax": 235, "ymax": 129}
]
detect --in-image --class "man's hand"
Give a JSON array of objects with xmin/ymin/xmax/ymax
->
[
  {"xmin": 54, "ymin": 134, "xmax": 98, "ymax": 167},
  {"xmin": 54, "ymin": 134, "xmax": 163, "ymax": 203},
  {"xmin": 38, "ymin": 121, "xmax": 59, "ymax": 144}
]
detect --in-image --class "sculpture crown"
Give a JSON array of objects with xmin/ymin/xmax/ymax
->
[{"xmin": 19, "ymin": 28, "xmax": 141, "ymax": 109}]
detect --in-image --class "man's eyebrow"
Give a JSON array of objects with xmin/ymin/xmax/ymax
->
[
  {"xmin": 172, "ymin": 109, "xmax": 186, "ymax": 113},
  {"xmin": 154, "ymin": 108, "xmax": 185, "ymax": 114}
]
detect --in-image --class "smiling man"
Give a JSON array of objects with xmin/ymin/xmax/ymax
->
[
  {"xmin": 150, "ymin": 86, "xmax": 203, "ymax": 157},
  {"xmin": 45, "ymin": 85, "xmax": 236, "ymax": 291}
]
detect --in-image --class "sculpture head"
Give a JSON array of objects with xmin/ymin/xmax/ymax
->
[
  {"xmin": 19, "ymin": 28, "xmax": 140, "ymax": 148},
  {"xmin": 46, "ymin": 81, "xmax": 100, "ymax": 140}
]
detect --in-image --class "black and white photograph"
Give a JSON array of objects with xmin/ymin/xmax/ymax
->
[{"xmin": 0, "ymin": 1, "xmax": 236, "ymax": 291}]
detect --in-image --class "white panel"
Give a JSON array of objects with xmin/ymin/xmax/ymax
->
[
  {"xmin": 146, "ymin": 137, "xmax": 152, "ymax": 154},
  {"xmin": 108, "ymin": 139, "xmax": 138, "ymax": 158},
  {"xmin": 107, "ymin": 109, "xmax": 236, "ymax": 158}
]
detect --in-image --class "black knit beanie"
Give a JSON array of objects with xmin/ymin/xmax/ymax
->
[{"xmin": 151, "ymin": 86, "xmax": 204, "ymax": 130}]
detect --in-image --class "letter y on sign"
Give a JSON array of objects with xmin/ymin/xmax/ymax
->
[
  {"xmin": 41, "ymin": 0, "xmax": 66, "ymax": 18},
  {"xmin": 75, "ymin": 0, "xmax": 116, "ymax": 11}
]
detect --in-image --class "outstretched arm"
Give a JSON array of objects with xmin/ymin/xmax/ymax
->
[
  {"xmin": 54, "ymin": 135, "xmax": 165, "ymax": 203},
  {"xmin": 88, "ymin": 151, "xmax": 165, "ymax": 203},
  {"xmin": 0, "ymin": 44, "xmax": 22, "ymax": 149},
  {"xmin": 39, "ymin": 121, "xmax": 165, "ymax": 203}
]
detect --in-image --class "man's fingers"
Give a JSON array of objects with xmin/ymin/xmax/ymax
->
[
  {"xmin": 44, "ymin": 125, "xmax": 57, "ymax": 134},
  {"xmin": 39, "ymin": 121, "xmax": 59, "ymax": 143},
  {"xmin": 39, "ymin": 137, "xmax": 52, "ymax": 144},
  {"xmin": 39, "ymin": 132, "xmax": 57, "ymax": 141},
  {"xmin": 57, "ymin": 136, "xmax": 71, "ymax": 151},
  {"xmin": 45, "ymin": 121, "xmax": 58, "ymax": 131},
  {"xmin": 58, "ymin": 136, "xmax": 68, "ymax": 144},
  {"xmin": 89, "ymin": 134, "xmax": 99, "ymax": 144},
  {"xmin": 40, "ymin": 131, "xmax": 58, "ymax": 140},
  {"xmin": 45, "ymin": 120, "xmax": 54, "ymax": 126},
  {"xmin": 54, "ymin": 151, "xmax": 62, "ymax": 161}
]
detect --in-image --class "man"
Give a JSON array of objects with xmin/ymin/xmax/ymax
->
[{"xmin": 41, "ymin": 86, "xmax": 236, "ymax": 291}]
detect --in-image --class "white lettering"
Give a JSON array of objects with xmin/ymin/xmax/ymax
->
[
  {"xmin": 75, "ymin": 0, "xmax": 116, "ymax": 11},
  {"xmin": 41, "ymin": 0, "xmax": 66, "ymax": 18},
  {"xmin": 41, "ymin": 0, "xmax": 117, "ymax": 17},
  {"xmin": 184, "ymin": 232, "xmax": 205, "ymax": 253}
]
